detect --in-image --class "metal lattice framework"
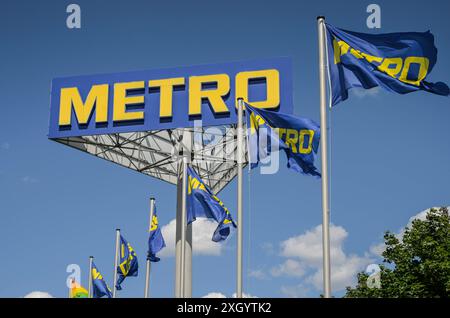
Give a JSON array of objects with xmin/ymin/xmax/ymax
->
[{"xmin": 51, "ymin": 125, "xmax": 248, "ymax": 194}]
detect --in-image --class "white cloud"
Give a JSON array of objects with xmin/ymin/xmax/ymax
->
[
  {"xmin": 406, "ymin": 209, "xmax": 429, "ymax": 228},
  {"xmin": 248, "ymin": 269, "xmax": 268, "ymax": 280},
  {"xmin": 280, "ymin": 224, "xmax": 348, "ymax": 266},
  {"xmin": 202, "ymin": 292, "xmax": 257, "ymax": 298},
  {"xmin": 260, "ymin": 242, "xmax": 275, "ymax": 255},
  {"xmin": 159, "ymin": 218, "xmax": 224, "ymax": 257},
  {"xmin": 231, "ymin": 292, "xmax": 257, "ymax": 298},
  {"xmin": 24, "ymin": 291, "xmax": 53, "ymax": 298},
  {"xmin": 271, "ymin": 259, "xmax": 305, "ymax": 278},
  {"xmin": 369, "ymin": 242, "xmax": 385, "ymax": 257},
  {"xmin": 273, "ymin": 224, "xmax": 373, "ymax": 294},
  {"xmin": 280, "ymin": 284, "xmax": 310, "ymax": 298},
  {"xmin": 369, "ymin": 207, "xmax": 449, "ymax": 259},
  {"xmin": 306, "ymin": 254, "xmax": 372, "ymax": 291},
  {"xmin": 202, "ymin": 292, "xmax": 227, "ymax": 298},
  {"xmin": 274, "ymin": 207, "xmax": 448, "ymax": 296}
]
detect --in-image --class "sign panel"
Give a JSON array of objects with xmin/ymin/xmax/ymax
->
[{"xmin": 48, "ymin": 57, "xmax": 293, "ymax": 138}]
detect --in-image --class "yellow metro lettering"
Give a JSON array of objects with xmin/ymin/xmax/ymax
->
[
  {"xmin": 361, "ymin": 52, "xmax": 383, "ymax": 64},
  {"xmin": 399, "ymin": 57, "xmax": 429, "ymax": 86},
  {"xmin": 150, "ymin": 215, "xmax": 158, "ymax": 231},
  {"xmin": 299, "ymin": 129, "xmax": 314, "ymax": 154},
  {"xmin": 57, "ymin": 67, "xmax": 288, "ymax": 128},
  {"xmin": 250, "ymin": 114, "xmax": 266, "ymax": 134},
  {"xmin": 59, "ymin": 84, "xmax": 109, "ymax": 126},
  {"xmin": 188, "ymin": 176, "xmax": 206, "ymax": 194},
  {"xmin": 285, "ymin": 129, "xmax": 298, "ymax": 153},
  {"xmin": 377, "ymin": 58, "xmax": 403, "ymax": 78},
  {"xmin": 189, "ymin": 74, "xmax": 230, "ymax": 116},
  {"xmin": 350, "ymin": 48, "xmax": 363, "ymax": 59},
  {"xmin": 235, "ymin": 69, "xmax": 280, "ymax": 110},
  {"xmin": 113, "ymin": 81, "xmax": 145, "ymax": 122},
  {"xmin": 92, "ymin": 268, "xmax": 103, "ymax": 280},
  {"xmin": 334, "ymin": 39, "xmax": 429, "ymax": 85},
  {"xmin": 149, "ymin": 77, "xmax": 185, "ymax": 118},
  {"xmin": 333, "ymin": 39, "xmax": 350, "ymax": 64},
  {"xmin": 276, "ymin": 128, "xmax": 286, "ymax": 140}
]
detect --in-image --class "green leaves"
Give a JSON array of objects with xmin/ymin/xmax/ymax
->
[{"xmin": 345, "ymin": 207, "xmax": 450, "ymax": 298}]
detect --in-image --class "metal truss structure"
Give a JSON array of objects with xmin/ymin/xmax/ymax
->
[{"xmin": 51, "ymin": 125, "xmax": 248, "ymax": 194}]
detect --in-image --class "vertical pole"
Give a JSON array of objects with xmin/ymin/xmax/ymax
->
[
  {"xmin": 145, "ymin": 198, "xmax": 155, "ymax": 298},
  {"xmin": 112, "ymin": 228, "xmax": 121, "ymax": 298},
  {"xmin": 236, "ymin": 97, "xmax": 244, "ymax": 298},
  {"xmin": 175, "ymin": 167, "xmax": 183, "ymax": 298},
  {"xmin": 175, "ymin": 174, "xmax": 182, "ymax": 298},
  {"xmin": 180, "ymin": 155, "xmax": 188, "ymax": 298},
  {"xmin": 88, "ymin": 256, "xmax": 93, "ymax": 298},
  {"xmin": 184, "ymin": 221, "xmax": 192, "ymax": 298},
  {"xmin": 175, "ymin": 130, "xmax": 192, "ymax": 298},
  {"xmin": 317, "ymin": 16, "xmax": 332, "ymax": 298}
]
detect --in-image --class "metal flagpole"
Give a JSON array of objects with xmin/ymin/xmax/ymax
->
[
  {"xmin": 317, "ymin": 16, "xmax": 332, "ymax": 298},
  {"xmin": 180, "ymin": 155, "xmax": 188, "ymax": 298},
  {"xmin": 112, "ymin": 228, "xmax": 121, "ymax": 298},
  {"xmin": 144, "ymin": 197, "xmax": 155, "ymax": 298},
  {"xmin": 236, "ymin": 97, "xmax": 244, "ymax": 298},
  {"xmin": 175, "ymin": 129, "xmax": 193, "ymax": 298},
  {"xmin": 88, "ymin": 256, "xmax": 93, "ymax": 298}
]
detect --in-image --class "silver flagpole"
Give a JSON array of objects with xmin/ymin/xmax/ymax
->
[
  {"xmin": 144, "ymin": 197, "xmax": 156, "ymax": 298},
  {"xmin": 112, "ymin": 228, "xmax": 121, "ymax": 298},
  {"xmin": 88, "ymin": 256, "xmax": 93, "ymax": 298},
  {"xmin": 317, "ymin": 16, "xmax": 332, "ymax": 298},
  {"xmin": 236, "ymin": 97, "xmax": 244, "ymax": 298},
  {"xmin": 179, "ymin": 155, "xmax": 188, "ymax": 298}
]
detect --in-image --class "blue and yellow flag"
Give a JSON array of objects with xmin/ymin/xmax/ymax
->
[
  {"xmin": 245, "ymin": 103, "xmax": 321, "ymax": 177},
  {"xmin": 115, "ymin": 235, "xmax": 138, "ymax": 290},
  {"xmin": 92, "ymin": 262, "xmax": 112, "ymax": 298},
  {"xmin": 187, "ymin": 167, "xmax": 236, "ymax": 242},
  {"xmin": 325, "ymin": 23, "xmax": 449, "ymax": 106},
  {"xmin": 148, "ymin": 205, "xmax": 166, "ymax": 262}
]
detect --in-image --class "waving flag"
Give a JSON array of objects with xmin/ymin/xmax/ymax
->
[
  {"xmin": 187, "ymin": 167, "xmax": 236, "ymax": 242},
  {"xmin": 325, "ymin": 23, "xmax": 449, "ymax": 106},
  {"xmin": 245, "ymin": 103, "xmax": 321, "ymax": 177},
  {"xmin": 115, "ymin": 235, "xmax": 138, "ymax": 290},
  {"xmin": 148, "ymin": 205, "xmax": 166, "ymax": 262},
  {"xmin": 92, "ymin": 262, "xmax": 112, "ymax": 298}
]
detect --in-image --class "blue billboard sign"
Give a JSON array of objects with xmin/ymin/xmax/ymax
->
[{"xmin": 48, "ymin": 57, "xmax": 293, "ymax": 138}]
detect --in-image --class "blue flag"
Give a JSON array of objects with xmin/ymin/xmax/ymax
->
[
  {"xmin": 325, "ymin": 23, "xmax": 449, "ymax": 106},
  {"xmin": 245, "ymin": 103, "xmax": 321, "ymax": 177},
  {"xmin": 91, "ymin": 262, "xmax": 112, "ymax": 298},
  {"xmin": 115, "ymin": 235, "xmax": 138, "ymax": 290},
  {"xmin": 187, "ymin": 167, "xmax": 236, "ymax": 242},
  {"xmin": 148, "ymin": 205, "xmax": 166, "ymax": 262}
]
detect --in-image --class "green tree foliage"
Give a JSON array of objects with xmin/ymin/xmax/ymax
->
[{"xmin": 345, "ymin": 207, "xmax": 450, "ymax": 298}]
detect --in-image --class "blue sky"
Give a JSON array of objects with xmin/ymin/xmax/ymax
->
[{"xmin": 1, "ymin": 0, "xmax": 449, "ymax": 298}]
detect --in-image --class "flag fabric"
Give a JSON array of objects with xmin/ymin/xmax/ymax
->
[
  {"xmin": 325, "ymin": 23, "xmax": 449, "ymax": 106},
  {"xmin": 115, "ymin": 235, "xmax": 138, "ymax": 290},
  {"xmin": 245, "ymin": 103, "xmax": 321, "ymax": 177},
  {"xmin": 147, "ymin": 205, "xmax": 166, "ymax": 262},
  {"xmin": 187, "ymin": 166, "xmax": 236, "ymax": 242},
  {"xmin": 69, "ymin": 279, "xmax": 89, "ymax": 298},
  {"xmin": 92, "ymin": 262, "xmax": 112, "ymax": 298}
]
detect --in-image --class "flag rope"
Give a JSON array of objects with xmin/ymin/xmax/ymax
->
[{"xmin": 323, "ymin": 22, "xmax": 333, "ymax": 222}]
